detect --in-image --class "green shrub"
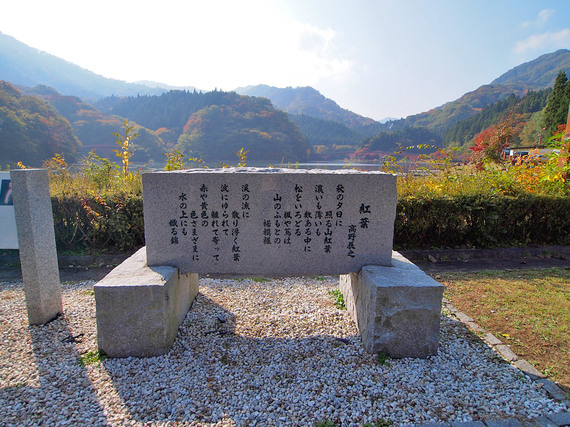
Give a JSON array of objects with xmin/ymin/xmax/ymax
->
[
  {"xmin": 394, "ymin": 193, "xmax": 570, "ymax": 250},
  {"xmin": 50, "ymin": 192, "xmax": 569, "ymax": 254},
  {"xmin": 52, "ymin": 193, "xmax": 144, "ymax": 253}
]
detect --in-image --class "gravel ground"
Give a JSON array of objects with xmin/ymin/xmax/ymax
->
[{"xmin": 0, "ymin": 277, "xmax": 568, "ymax": 426}]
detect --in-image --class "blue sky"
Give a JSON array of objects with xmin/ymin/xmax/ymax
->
[{"xmin": 1, "ymin": 1, "xmax": 569, "ymax": 120}]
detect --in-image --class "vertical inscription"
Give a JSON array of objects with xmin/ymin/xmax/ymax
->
[
  {"xmin": 144, "ymin": 169, "xmax": 396, "ymax": 274},
  {"xmin": 159, "ymin": 173, "xmax": 388, "ymax": 267}
]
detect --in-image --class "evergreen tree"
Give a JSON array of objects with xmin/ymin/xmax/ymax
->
[{"xmin": 543, "ymin": 70, "xmax": 568, "ymax": 135}]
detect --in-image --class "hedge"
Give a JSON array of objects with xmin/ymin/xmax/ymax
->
[
  {"xmin": 52, "ymin": 193, "xmax": 144, "ymax": 253},
  {"xmin": 51, "ymin": 193, "xmax": 570, "ymax": 253},
  {"xmin": 394, "ymin": 194, "xmax": 570, "ymax": 250}
]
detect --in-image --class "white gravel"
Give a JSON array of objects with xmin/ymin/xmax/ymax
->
[{"xmin": 0, "ymin": 276, "xmax": 567, "ymax": 426}]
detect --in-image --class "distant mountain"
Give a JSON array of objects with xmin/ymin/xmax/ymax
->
[
  {"xmin": 97, "ymin": 90, "xmax": 309, "ymax": 162},
  {"xmin": 238, "ymin": 52, "xmax": 570, "ymax": 152},
  {"xmin": 0, "ymin": 81, "xmax": 81, "ymax": 167},
  {"xmin": 0, "ymin": 32, "xmax": 166, "ymax": 100},
  {"xmin": 3, "ymin": 31, "xmax": 570, "ymax": 160},
  {"xmin": 20, "ymin": 85, "xmax": 165, "ymax": 163},
  {"xmin": 235, "ymin": 85, "xmax": 378, "ymax": 130},
  {"xmin": 491, "ymin": 49, "xmax": 570, "ymax": 88},
  {"xmin": 134, "ymin": 80, "xmax": 198, "ymax": 92},
  {"xmin": 390, "ymin": 49, "xmax": 570, "ymax": 136}
]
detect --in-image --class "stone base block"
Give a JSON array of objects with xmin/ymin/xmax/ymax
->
[
  {"xmin": 340, "ymin": 252, "xmax": 444, "ymax": 358},
  {"xmin": 94, "ymin": 247, "xmax": 198, "ymax": 357}
]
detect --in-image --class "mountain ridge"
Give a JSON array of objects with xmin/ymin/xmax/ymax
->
[
  {"xmin": 491, "ymin": 49, "xmax": 570, "ymax": 88},
  {"xmin": 235, "ymin": 84, "xmax": 378, "ymax": 129},
  {"xmin": 0, "ymin": 31, "xmax": 166, "ymax": 100},
  {"xmin": 2, "ymin": 32, "xmax": 570, "ymax": 161}
]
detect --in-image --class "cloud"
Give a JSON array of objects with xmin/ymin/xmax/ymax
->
[
  {"xmin": 521, "ymin": 9, "xmax": 555, "ymax": 28},
  {"xmin": 295, "ymin": 24, "xmax": 354, "ymax": 84},
  {"xmin": 514, "ymin": 29, "xmax": 570, "ymax": 54}
]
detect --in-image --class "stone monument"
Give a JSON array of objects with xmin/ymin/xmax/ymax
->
[
  {"xmin": 95, "ymin": 168, "xmax": 444, "ymax": 358},
  {"xmin": 143, "ymin": 168, "xmax": 397, "ymax": 275}
]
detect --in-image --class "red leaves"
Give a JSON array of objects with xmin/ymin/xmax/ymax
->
[{"xmin": 470, "ymin": 112, "xmax": 521, "ymax": 169}]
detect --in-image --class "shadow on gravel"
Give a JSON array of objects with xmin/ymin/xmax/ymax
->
[
  {"xmin": 99, "ymin": 294, "xmax": 546, "ymax": 426},
  {"xmin": 100, "ymin": 294, "xmax": 366, "ymax": 425},
  {"xmin": 1, "ymin": 316, "xmax": 111, "ymax": 425}
]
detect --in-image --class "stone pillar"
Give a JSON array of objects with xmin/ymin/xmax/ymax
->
[{"xmin": 11, "ymin": 169, "xmax": 62, "ymax": 325}]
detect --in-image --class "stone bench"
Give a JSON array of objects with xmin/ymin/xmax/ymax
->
[{"xmin": 94, "ymin": 168, "xmax": 443, "ymax": 358}]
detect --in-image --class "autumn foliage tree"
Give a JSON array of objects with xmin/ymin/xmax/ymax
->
[{"xmin": 469, "ymin": 114, "xmax": 519, "ymax": 169}]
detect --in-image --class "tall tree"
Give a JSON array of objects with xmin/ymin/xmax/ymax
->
[{"xmin": 543, "ymin": 70, "xmax": 569, "ymax": 135}]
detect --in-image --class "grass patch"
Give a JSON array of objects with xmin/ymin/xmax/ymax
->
[
  {"xmin": 79, "ymin": 350, "xmax": 107, "ymax": 366},
  {"xmin": 440, "ymin": 268, "xmax": 570, "ymax": 390},
  {"xmin": 328, "ymin": 289, "xmax": 346, "ymax": 310},
  {"xmin": 377, "ymin": 352, "xmax": 391, "ymax": 367},
  {"xmin": 364, "ymin": 420, "xmax": 393, "ymax": 427},
  {"xmin": 250, "ymin": 277, "xmax": 271, "ymax": 283}
]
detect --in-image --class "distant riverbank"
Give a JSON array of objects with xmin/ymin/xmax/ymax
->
[{"xmin": 135, "ymin": 160, "xmax": 384, "ymax": 172}]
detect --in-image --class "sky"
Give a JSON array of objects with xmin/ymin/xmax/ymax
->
[{"xmin": 1, "ymin": 0, "xmax": 569, "ymax": 121}]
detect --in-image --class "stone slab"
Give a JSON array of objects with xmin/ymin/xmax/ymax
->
[
  {"xmin": 534, "ymin": 379, "xmax": 568, "ymax": 402},
  {"xmin": 143, "ymin": 168, "xmax": 397, "ymax": 275},
  {"xmin": 484, "ymin": 333, "xmax": 503, "ymax": 346},
  {"xmin": 495, "ymin": 344, "xmax": 519, "ymax": 362},
  {"xmin": 484, "ymin": 419, "xmax": 524, "ymax": 427},
  {"xmin": 450, "ymin": 421, "xmax": 485, "ymax": 427},
  {"xmin": 454, "ymin": 311, "xmax": 475, "ymax": 323},
  {"xmin": 94, "ymin": 247, "xmax": 198, "ymax": 357},
  {"xmin": 10, "ymin": 169, "xmax": 62, "ymax": 325},
  {"xmin": 525, "ymin": 416, "xmax": 558, "ymax": 427},
  {"xmin": 513, "ymin": 359, "xmax": 544, "ymax": 380},
  {"xmin": 339, "ymin": 252, "xmax": 444, "ymax": 358},
  {"xmin": 546, "ymin": 412, "xmax": 570, "ymax": 426}
]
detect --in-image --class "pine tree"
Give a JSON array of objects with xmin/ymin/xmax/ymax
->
[{"xmin": 543, "ymin": 70, "xmax": 568, "ymax": 135}]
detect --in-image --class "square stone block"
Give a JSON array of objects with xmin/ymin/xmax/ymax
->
[
  {"xmin": 340, "ymin": 252, "xmax": 444, "ymax": 358},
  {"xmin": 94, "ymin": 248, "xmax": 198, "ymax": 357}
]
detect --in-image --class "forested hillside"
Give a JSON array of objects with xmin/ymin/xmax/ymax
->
[
  {"xmin": 356, "ymin": 127, "xmax": 441, "ymax": 159},
  {"xmin": 0, "ymin": 81, "xmax": 80, "ymax": 167},
  {"xmin": 383, "ymin": 50, "xmax": 570, "ymax": 138},
  {"xmin": 21, "ymin": 85, "xmax": 165, "ymax": 162},
  {"xmin": 177, "ymin": 96, "xmax": 309, "ymax": 162},
  {"xmin": 288, "ymin": 114, "xmax": 364, "ymax": 156},
  {"xmin": 491, "ymin": 49, "xmax": 570, "ymax": 88},
  {"xmin": 96, "ymin": 90, "xmax": 217, "ymax": 135},
  {"xmin": 236, "ymin": 85, "xmax": 382, "ymax": 133},
  {"xmin": 444, "ymin": 89, "xmax": 551, "ymax": 147},
  {"xmin": 97, "ymin": 90, "xmax": 309, "ymax": 162}
]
